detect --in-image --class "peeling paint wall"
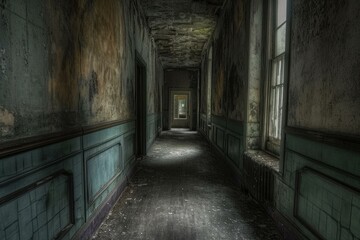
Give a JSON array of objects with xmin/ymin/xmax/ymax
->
[
  {"xmin": 211, "ymin": 0, "xmax": 249, "ymax": 121},
  {"xmin": 0, "ymin": 0, "xmax": 163, "ymax": 142},
  {"xmin": 278, "ymin": 1, "xmax": 360, "ymax": 239},
  {"xmin": 288, "ymin": 0, "xmax": 360, "ymax": 135},
  {"xmin": 0, "ymin": 1, "xmax": 162, "ymax": 238}
]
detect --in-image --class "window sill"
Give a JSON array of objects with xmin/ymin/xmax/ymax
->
[{"xmin": 244, "ymin": 150, "xmax": 280, "ymax": 173}]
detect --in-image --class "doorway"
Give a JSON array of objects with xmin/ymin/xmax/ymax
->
[
  {"xmin": 135, "ymin": 55, "xmax": 146, "ymax": 156},
  {"xmin": 170, "ymin": 90, "xmax": 191, "ymax": 129}
]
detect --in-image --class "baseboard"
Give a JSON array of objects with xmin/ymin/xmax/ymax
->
[
  {"xmin": 266, "ymin": 206, "xmax": 309, "ymax": 240},
  {"xmin": 73, "ymin": 159, "xmax": 138, "ymax": 240}
]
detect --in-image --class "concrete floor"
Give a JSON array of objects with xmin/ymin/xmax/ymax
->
[{"xmin": 92, "ymin": 130, "xmax": 283, "ymax": 240}]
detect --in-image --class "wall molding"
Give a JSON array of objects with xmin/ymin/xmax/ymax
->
[
  {"xmin": 0, "ymin": 149, "xmax": 82, "ymax": 187},
  {"xmin": 0, "ymin": 119, "xmax": 134, "ymax": 158},
  {"xmin": 83, "ymin": 119, "xmax": 135, "ymax": 135},
  {"xmin": 285, "ymin": 126, "xmax": 360, "ymax": 153},
  {"xmin": 73, "ymin": 160, "xmax": 138, "ymax": 240},
  {"xmin": 294, "ymin": 167, "xmax": 360, "ymax": 240},
  {"xmin": 85, "ymin": 141, "xmax": 123, "ymax": 205},
  {"xmin": 0, "ymin": 170, "xmax": 75, "ymax": 240}
]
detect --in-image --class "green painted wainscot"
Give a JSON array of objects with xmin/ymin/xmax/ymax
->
[
  {"xmin": 0, "ymin": 120, "xmax": 138, "ymax": 240},
  {"xmin": 146, "ymin": 113, "xmax": 162, "ymax": 152},
  {"xmin": 276, "ymin": 131, "xmax": 360, "ymax": 240},
  {"xmin": 199, "ymin": 115, "xmax": 244, "ymax": 171}
]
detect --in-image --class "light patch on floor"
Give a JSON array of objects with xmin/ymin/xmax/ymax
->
[{"xmin": 92, "ymin": 130, "xmax": 283, "ymax": 240}]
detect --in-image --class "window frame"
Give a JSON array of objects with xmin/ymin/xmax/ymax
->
[{"xmin": 262, "ymin": 0, "xmax": 288, "ymax": 157}]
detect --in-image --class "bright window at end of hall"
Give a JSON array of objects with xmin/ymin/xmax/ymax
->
[
  {"xmin": 267, "ymin": 0, "xmax": 287, "ymax": 154},
  {"xmin": 174, "ymin": 95, "xmax": 188, "ymax": 119}
]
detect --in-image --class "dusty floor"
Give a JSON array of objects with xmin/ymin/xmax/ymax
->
[{"xmin": 92, "ymin": 130, "xmax": 283, "ymax": 240}]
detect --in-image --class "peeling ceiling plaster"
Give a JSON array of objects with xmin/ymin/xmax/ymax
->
[{"xmin": 138, "ymin": 0, "xmax": 225, "ymax": 68}]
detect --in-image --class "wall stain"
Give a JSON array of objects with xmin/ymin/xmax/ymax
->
[
  {"xmin": 211, "ymin": 0, "xmax": 246, "ymax": 121},
  {"xmin": 227, "ymin": 65, "xmax": 244, "ymax": 120},
  {"xmin": 0, "ymin": 106, "xmax": 14, "ymax": 137},
  {"xmin": 0, "ymin": 0, "xmax": 161, "ymax": 142},
  {"xmin": 89, "ymin": 71, "xmax": 98, "ymax": 103},
  {"xmin": 289, "ymin": 0, "xmax": 360, "ymax": 134}
]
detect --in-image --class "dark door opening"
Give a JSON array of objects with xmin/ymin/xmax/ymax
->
[
  {"xmin": 170, "ymin": 90, "xmax": 191, "ymax": 129},
  {"xmin": 135, "ymin": 55, "xmax": 146, "ymax": 157}
]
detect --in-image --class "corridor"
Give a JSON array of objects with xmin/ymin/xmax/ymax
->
[
  {"xmin": 93, "ymin": 130, "xmax": 282, "ymax": 240},
  {"xmin": 1, "ymin": 0, "xmax": 359, "ymax": 239}
]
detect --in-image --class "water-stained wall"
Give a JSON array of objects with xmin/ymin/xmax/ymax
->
[
  {"xmin": 211, "ymin": 0, "xmax": 248, "ymax": 121},
  {"xmin": 0, "ymin": 0, "xmax": 163, "ymax": 143},
  {"xmin": 0, "ymin": 1, "xmax": 163, "ymax": 239},
  {"xmin": 288, "ymin": 0, "xmax": 360, "ymax": 135},
  {"xmin": 277, "ymin": 1, "xmax": 360, "ymax": 239}
]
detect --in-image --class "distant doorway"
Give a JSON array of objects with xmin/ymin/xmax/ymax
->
[
  {"xmin": 135, "ymin": 55, "xmax": 146, "ymax": 156},
  {"xmin": 170, "ymin": 91, "xmax": 191, "ymax": 129}
]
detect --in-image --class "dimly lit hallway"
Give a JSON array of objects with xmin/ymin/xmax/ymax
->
[
  {"xmin": 1, "ymin": 0, "xmax": 360, "ymax": 239},
  {"xmin": 93, "ymin": 130, "xmax": 282, "ymax": 240}
]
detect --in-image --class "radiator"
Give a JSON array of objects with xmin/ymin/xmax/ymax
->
[{"xmin": 243, "ymin": 153, "xmax": 275, "ymax": 205}]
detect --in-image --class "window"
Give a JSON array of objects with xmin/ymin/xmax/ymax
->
[
  {"xmin": 174, "ymin": 95, "xmax": 188, "ymax": 119},
  {"xmin": 265, "ymin": 0, "xmax": 287, "ymax": 155}
]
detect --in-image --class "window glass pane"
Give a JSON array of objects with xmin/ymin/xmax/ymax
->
[
  {"xmin": 271, "ymin": 62, "xmax": 277, "ymax": 87},
  {"xmin": 268, "ymin": 83, "xmax": 285, "ymax": 141},
  {"xmin": 275, "ymin": 23, "xmax": 286, "ymax": 56},
  {"xmin": 277, "ymin": 0, "xmax": 287, "ymax": 27},
  {"xmin": 280, "ymin": 57, "xmax": 284, "ymax": 84},
  {"xmin": 276, "ymin": 59, "xmax": 281, "ymax": 85},
  {"xmin": 278, "ymin": 57, "xmax": 284, "ymax": 85}
]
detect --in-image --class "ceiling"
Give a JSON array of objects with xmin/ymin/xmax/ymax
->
[{"xmin": 138, "ymin": 0, "xmax": 225, "ymax": 68}]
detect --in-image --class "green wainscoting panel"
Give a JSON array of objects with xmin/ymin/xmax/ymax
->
[
  {"xmin": 275, "ymin": 177, "xmax": 295, "ymax": 217},
  {"xmin": 0, "ymin": 153, "xmax": 85, "ymax": 240},
  {"xmin": 83, "ymin": 121, "xmax": 135, "ymax": 150},
  {"xmin": 209, "ymin": 115, "xmax": 244, "ymax": 170},
  {"xmin": 321, "ymin": 143, "xmax": 360, "ymax": 178},
  {"xmin": 83, "ymin": 123, "xmax": 136, "ymax": 219},
  {"xmin": 85, "ymin": 138, "xmax": 122, "ymax": 205},
  {"xmin": 227, "ymin": 134, "xmax": 241, "ymax": 167},
  {"xmin": 123, "ymin": 131, "xmax": 135, "ymax": 165},
  {"xmin": 216, "ymin": 127, "xmax": 225, "ymax": 150},
  {"xmin": 295, "ymin": 168, "xmax": 360, "ymax": 240},
  {"xmin": 199, "ymin": 114, "xmax": 207, "ymax": 137},
  {"xmin": 211, "ymin": 115, "xmax": 227, "ymax": 128},
  {"xmin": 0, "ymin": 120, "xmax": 138, "ymax": 240},
  {"xmin": 0, "ymin": 137, "xmax": 81, "ymax": 183},
  {"xmin": 227, "ymin": 119, "xmax": 244, "ymax": 136},
  {"xmin": 0, "ymin": 173, "xmax": 73, "ymax": 240},
  {"xmin": 286, "ymin": 134, "xmax": 323, "ymax": 163},
  {"xmin": 276, "ymin": 132, "xmax": 360, "ymax": 240},
  {"xmin": 146, "ymin": 113, "xmax": 161, "ymax": 151}
]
